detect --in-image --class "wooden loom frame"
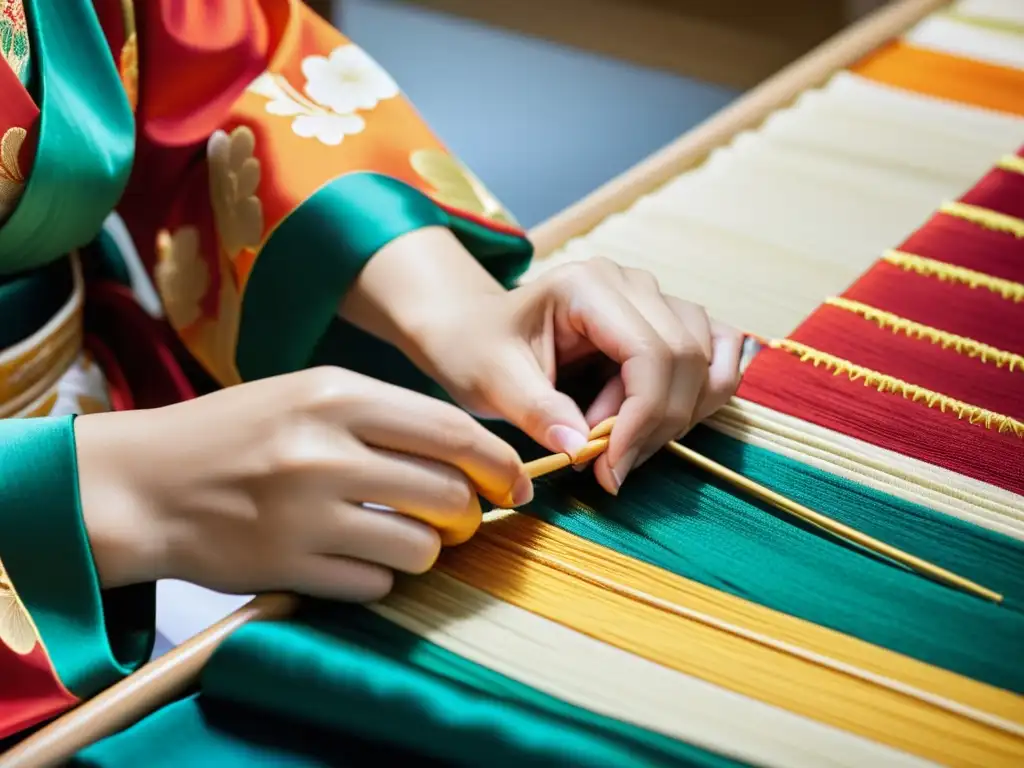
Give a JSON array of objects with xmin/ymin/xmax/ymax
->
[{"xmin": 0, "ymin": 0, "xmax": 951, "ymax": 765}]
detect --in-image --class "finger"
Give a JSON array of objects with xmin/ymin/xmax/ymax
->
[
  {"xmin": 623, "ymin": 282, "xmax": 707, "ymax": 470},
  {"xmin": 548, "ymin": 273, "xmax": 673, "ymax": 479},
  {"xmin": 475, "ymin": 345, "xmax": 592, "ymax": 459},
  {"xmin": 340, "ymin": 448, "xmax": 485, "ymax": 546},
  {"xmin": 344, "ymin": 386, "xmax": 528, "ymax": 509},
  {"xmin": 621, "ymin": 297, "xmax": 714, "ymax": 473},
  {"xmin": 316, "ymin": 502, "xmax": 442, "ymax": 574},
  {"xmin": 693, "ymin": 321, "xmax": 744, "ymax": 425},
  {"xmin": 289, "ymin": 555, "xmax": 395, "ymax": 603},
  {"xmin": 584, "ymin": 374, "xmax": 624, "ymax": 428}
]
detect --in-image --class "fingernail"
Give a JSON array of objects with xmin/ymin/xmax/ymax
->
[
  {"xmin": 610, "ymin": 448, "xmax": 640, "ymax": 494},
  {"xmin": 573, "ymin": 459, "xmax": 593, "ymax": 473},
  {"xmin": 510, "ymin": 475, "xmax": 534, "ymax": 507},
  {"xmin": 547, "ymin": 425, "xmax": 589, "ymax": 458}
]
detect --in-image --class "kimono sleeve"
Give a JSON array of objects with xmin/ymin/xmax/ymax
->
[
  {"xmin": 0, "ymin": 418, "xmax": 154, "ymax": 741},
  {"xmin": 122, "ymin": 1, "xmax": 534, "ymax": 388}
]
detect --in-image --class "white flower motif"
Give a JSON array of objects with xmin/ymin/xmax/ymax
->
[
  {"xmin": 248, "ymin": 73, "xmax": 305, "ymax": 116},
  {"xmin": 301, "ymin": 45, "xmax": 399, "ymax": 114},
  {"xmin": 245, "ymin": 45, "xmax": 397, "ymax": 147},
  {"xmin": 292, "ymin": 113, "xmax": 366, "ymax": 146}
]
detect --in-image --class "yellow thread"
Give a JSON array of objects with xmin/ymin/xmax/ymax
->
[
  {"xmin": 997, "ymin": 154, "xmax": 1024, "ymax": 176},
  {"xmin": 882, "ymin": 250, "xmax": 1024, "ymax": 303},
  {"xmin": 940, "ymin": 201, "xmax": 1024, "ymax": 239},
  {"xmin": 769, "ymin": 339, "xmax": 1024, "ymax": 439},
  {"xmin": 825, "ymin": 297, "xmax": 1024, "ymax": 373}
]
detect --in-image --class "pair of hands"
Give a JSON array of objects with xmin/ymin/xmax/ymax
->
[{"xmin": 77, "ymin": 229, "xmax": 744, "ymax": 603}]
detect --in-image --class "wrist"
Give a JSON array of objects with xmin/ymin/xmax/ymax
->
[
  {"xmin": 339, "ymin": 226, "xmax": 505, "ymax": 361},
  {"xmin": 75, "ymin": 411, "xmax": 174, "ymax": 589}
]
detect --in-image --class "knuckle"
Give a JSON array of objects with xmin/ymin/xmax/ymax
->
[
  {"xmin": 438, "ymin": 473, "xmax": 476, "ymax": 512},
  {"xmin": 437, "ymin": 412, "xmax": 480, "ymax": 459},
  {"xmin": 626, "ymin": 266, "xmax": 660, "ymax": 291},
  {"xmin": 293, "ymin": 366, "xmax": 351, "ymax": 407}
]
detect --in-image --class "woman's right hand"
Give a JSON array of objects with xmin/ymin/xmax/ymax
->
[{"xmin": 74, "ymin": 367, "xmax": 532, "ymax": 603}]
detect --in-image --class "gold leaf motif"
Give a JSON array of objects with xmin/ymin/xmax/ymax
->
[
  {"xmin": 410, "ymin": 149, "xmax": 517, "ymax": 227},
  {"xmin": 119, "ymin": 32, "xmax": 138, "ymax": 112},
  {"xmin": 0, "ymin": 561, "xmax": 38, "ymax": 655},
  {"xmin": 155, "ymin": 227, "xmax": 209, "ymax": 330},
  {"xmin": 0, "ymin": 125, "xmax": 26, "ymax": 219},
  {"xmin": 156, "ymin": 228, "xmax": 242, "ymax": 387},
  {"xmin": 207, "ymin": 127, "xmax": 264, "ymax": 261}
]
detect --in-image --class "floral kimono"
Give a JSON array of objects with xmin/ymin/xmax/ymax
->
[{"xmin": 0, "ymin": 0, "xmax": 531, "ymax": 750}]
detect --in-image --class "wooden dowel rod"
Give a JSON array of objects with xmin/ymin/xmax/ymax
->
[
  {"xmin": 0, "ymin": 594, "xmax": 298, "ymax": 768},
  {"xmin": 663, "ymin": 440, "xmax": 1003, "ymax": 604}
]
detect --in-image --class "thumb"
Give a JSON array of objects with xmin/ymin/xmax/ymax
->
[{"xmin": 482, "ymin": 348, "xmax": 592, "ymax": 458}]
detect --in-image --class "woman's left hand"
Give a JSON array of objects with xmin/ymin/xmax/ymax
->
[{"xmin": 401, "ymin": 257, "xmax": 746, "ymax": 496}]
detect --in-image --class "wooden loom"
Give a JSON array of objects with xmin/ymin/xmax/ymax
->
[{"xmin": 5, "ymin": 0, "xmax": 1024, "ymax": 765}]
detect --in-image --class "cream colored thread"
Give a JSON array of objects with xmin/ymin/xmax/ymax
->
[
  {"xmin": 996, "ymin": 154, "xmax": 1024, "ymax": 176},
  {"xmin": 770, "ymin": 339, "xmax": 1024, "ymax": 438},
  {"xmin": 882, "ymin": 250, "xmax": 1024, "ymax": 302},
  {"xmin": 371, "ymin": 575, "xmax": 934, "ymax": 768},
  {"xmin": 940, "ymin": 201, "xmax": 1024, "ymax": 238},
  {"xmin": 825, "ymin": 296, "xmax": 1024, "ymax": 371}
]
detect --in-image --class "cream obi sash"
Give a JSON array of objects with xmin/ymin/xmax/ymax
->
[{"xmin": 0, "ymin": 253, "xmax": 111, "ymax": 419}]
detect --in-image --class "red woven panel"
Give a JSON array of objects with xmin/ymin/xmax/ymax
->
[
  {"xmin": 737, "ymin": 348, "xmax": 1024, "ymax": 494},
  {"xmin": 842, "ymin": 262, "xmax": 1024, "ymax": 355},
  {"xmin": 738, "ymin": 158, "xmax": 1024, "ymax": 494},
  {"xmin": 960, "ymin": 167, "xmax": 1024, "ymax": 222},
  {"xmin": 898, "ymin": 212, "xmax": 1024, "ymax": 283}
]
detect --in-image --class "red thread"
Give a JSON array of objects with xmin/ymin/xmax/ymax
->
[
  {"xmin": 960, "ymin": 167, "xmax": 1024, "ymax": 223},
  {"xmin": 842, "ymin": 262, "xmax": 1024, "ymax": 356},
  {"xmin": 899, "ymin": 214, "xmax": 1024, "ymax": 284},
  {"xmin": 790, "ymin": 305, "xmax": 1024, "ymax": 418},
  {"xmin": 737, "ymin": 348, "xmax": 1024, "ymax": 495}
]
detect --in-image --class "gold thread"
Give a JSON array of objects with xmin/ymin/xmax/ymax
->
[
  {"xmin": 940, "ymin": 201, "xmax": 1024, "ymax": 239},
  {"xmin": 769, "ymin": 339, "xmax": 1024, "ymax": 438},
  {"xmin": 997, "ymin": 154, "xmax": 1024, "ymax": 176},
  {"xmin": 825, "ymin": 297, "xmax": 1024, "ymax": 372},
  {"xmin": 882, "ymin": 250, "xmax": 1024, "ymax": 303}
]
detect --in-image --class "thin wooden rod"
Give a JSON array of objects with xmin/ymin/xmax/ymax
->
[
  {"xmin": 582, "ymin": 416, "xmax": 1002, "ymax": 604},
  {"xmin": 528, "ymin": 0, "xmax": 947, "ymax": 257},
  {"xmin": 0, "ymin": 593, "xmax": 297, "ymax": 768}
]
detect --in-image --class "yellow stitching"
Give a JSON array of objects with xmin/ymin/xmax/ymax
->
[
  {"xmin": 940, "ymin": 201, "xmax": 1024, "ymax": 239},
  {"xmin": 824, "ymin": 297, "xmax": 1024, "ymax": 372},
  {"xmin": 997, "ymin": 155, "xmax": 1024, "ymax": 176},
  {"xmin": 882, "ymin": 250, "xmax": 1024, "ymax": 303},
  {"xmin": 769, "ymin": 339, "xmax": 1024, "ymax": 438}
]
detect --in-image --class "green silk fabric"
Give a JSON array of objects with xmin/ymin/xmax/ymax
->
[
  {"xmin": 0, "ymin": 256, "xmax": 71, "ymax": 349},
  {"xmin": 0, "ymin": 0, "xmax": 133, "ymax": 276},
  {"xmin": 75, "ymin": 604, "xmax": 743, "ymax": 768},
  {"xmin": 0, "ymin": 417, "xmax": 154, "ymax": 698},
  {"xmin": 236, "ymin": 172, "xmax": 532, "ymax": 382},
  {"xmin": 514, "ymin": 425, "xmax": 1024, "ymax": 693}
]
